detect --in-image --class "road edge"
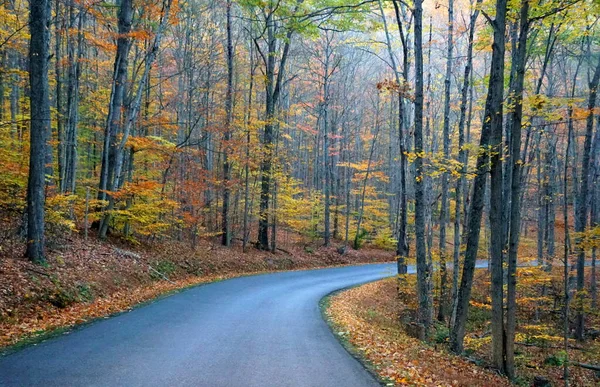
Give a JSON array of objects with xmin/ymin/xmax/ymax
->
[
  {"xmin": 319, "ymin": 281, "xmax": 394, "ymax": 387},
  {"xmin": 1, "ymin": 261, "xmax": 395, "ymax": 357}
]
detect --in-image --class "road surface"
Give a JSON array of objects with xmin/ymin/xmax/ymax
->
[{"xmin": 0, "ymin": 263, "xmax": 396, "ymax": 386}]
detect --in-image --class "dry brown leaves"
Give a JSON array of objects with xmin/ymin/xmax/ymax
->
[{"xmin": 326, "ymin": 278, "xmax": 512, "ymax": 387}]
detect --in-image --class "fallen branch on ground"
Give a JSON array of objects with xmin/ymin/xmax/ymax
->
[{"xmin": 571, "ymin": 362, "xmax": 600, "ymax": 372}]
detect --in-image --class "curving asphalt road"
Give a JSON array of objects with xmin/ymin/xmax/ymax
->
[{"xmin": 0, "ymin": 263, "xmax": 397, "ymax": 387}]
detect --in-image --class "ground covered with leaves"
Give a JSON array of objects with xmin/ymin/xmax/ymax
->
[
  {"xmin": 326, "ymin": 274, "xmax": 600, "ymax": 386},
  {"xmin": 0, "ymin": 234, "xmax": 392, "ymax": 348},
  {"xmin": 326, "ymin": 279, "xmax": 511, "ymax": 386}
]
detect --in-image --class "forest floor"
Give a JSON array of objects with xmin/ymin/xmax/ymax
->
[
  {"xmin": 326, "ymin": 270, "xmax": 600, "ymax": 386},
  {"xmin": 0, "ymin": 232, "xmax": 393, "ymax": 349}
]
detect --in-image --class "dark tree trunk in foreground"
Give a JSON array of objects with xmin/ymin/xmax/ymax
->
[
  {"xmin": 257, "ymin": 13, "xmax": 292, "ymax": 250},
  {"xmin": 504, "ymin": 0, "xmax": 530, "ymax": 377},
  {"xmin": 26, "ymin": 0, "xmax": 52, "ymax": 263},
  {"xmin": 451, "ymin": 0, "xmax": 481, "ymax": 327},
  {"xmin": 575, "ymin": 55, "xmax": 600, "ymax": 341},
  {"xmin": 222, "ymin": 0, "xmax": 234, "ymax": 246},
  {"xmin": 391, "ymin": 0, "xmax": 410, "ymax": 278},
  {"xmin": 451, "ymin": 0, "xmax": 508, "ymax": 355},
  {"xmin": 413, "ymin": 0, "xmax": 432, "ymax": 338},
  {"xmin": 99, "ymin": 0, "xmax": 171, "ymax": 238},
  {"xmin": 98, "ymin": 0, "xmax": 132, "ymax": 205}
]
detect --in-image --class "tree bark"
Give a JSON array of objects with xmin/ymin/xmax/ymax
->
[
  {"xmin": 100, "ymin": 0, "xmax": 172, "ymax": 238},
  {"xmin": 504, "ymin": 0, "xmax": 530, "ymax": 377},
  {"xmin": 437, "ymin": 0, "xmax": 454, "ymax": 323},
  {"xmin": 257, "ymin": 8, "xmax": 293, "ymax": 250},
  {"xmin": 322, "ymin": 34, "xmax": 333, "ymax": 247},
  {"xmin": 574, "ymin": 54, "xmax": 600, "ymax": 340},
  {"xmin": 64, "ymin": 1, "xmax": 83, "ymax": 194},
  {"xmin": 221, "ymin": 0, "xmax": 234, "ymax": 246},
  {"xmin": 413, "ymin": 0, "xmax": 432, "ymax": 338},
  {"xmin": 26, "ymin": 0, "xmax": 51, "ymax": 263},
  {"xmin": 451, "ymin": 0, "xmax": 481, "ymax": 328},
  {"xmin": 391, "ymin": 0, "xmax": 410, "ymax": 277},
  {"xmin": 98, "ymin": 0, "xmax": 132, "ymax": 205},
  {"xmin": 451, "ymin": 0, "xmax": 508, "ymax": 355}
]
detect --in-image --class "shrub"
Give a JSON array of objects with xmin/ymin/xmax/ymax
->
[
  {"xmin": 544, "ymin": 351, "xmax": 568, "ymax": 366},
  {"xmin": 151, "ymin": 260, "xmax": 176, "ymax": 280}
]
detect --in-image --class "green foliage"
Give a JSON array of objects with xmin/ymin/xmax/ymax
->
[
  {"xmin": 76, "ymin": 283, "xmax": 95, "ymax": 303},
  {"xmin": 151, "ymin": 260, "xmax": 176, "ymax": 280},
  {"xmin": 353, "ymin": 228, "xmax": 368, "ymax": 249},
  {"xmin": 466, "ymin": 303, "xmax": 492, "ymax": 332},
  {"xmin": 46, "ymin": 281, "xmax": 95, "ymax": 308},
  {"xmin": 372, "ymin": 228, "xmax": 396, "ymax": 250},
  {"xmin": 433, "ymin": 323, "xmax": 450, "ymax": 344},
  {"xmin": 543, "ymin": 351, "xmax": 568, "ymax": 366}
]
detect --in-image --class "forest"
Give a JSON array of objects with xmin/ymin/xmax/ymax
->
[{"xmin": 1, "ymin": 0, "xmax": 600, "ymax": 384}]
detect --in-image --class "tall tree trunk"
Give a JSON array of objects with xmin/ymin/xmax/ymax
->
[
  {"xmin": 545, "ymin": 139, "xmax": 557, "ymax": 267},
  {"xmin": 26, "ymin": 0, "xmax": 51, "ymax": 263},
  {"xmin": 64, "ymin": 2, "xmax": 83, "ymax": 194},
  {"xmin": 55, "ymin": 0, "xmax": 65, "ymax": 192},
  {"xmin": 242, "ymin": 47, "xmax": 256, "ymax": 252},
  {"xmin": 563, "ymin": 96, "xmax": 574, "ymax": 385},
  {"xmin": 451, "ymin": 0, "xmax": 508, "ymax": 354},
  {"xmin": 0, "ymin": 51, "xmax": 5, "ymax": 122},
  {"xmin": 413, "ymin": 0, "xmax": 432, "ymax": 338},
  {"xmin": 98, "ymin": 0, "xmax": 133, "ymax": 205},
  {"xmin": 100, "ymin": 0, "xmax": 172, "ymax": 238},
  {"xmin": 504, "ymin": 0, "xmax": 530, "ymax": 377},
  {"xmin": 537, "ymin": 149, "xmax": 545, "ymax": 265},
  {"xmin": 451, "ymin": 0, "xmax": 481, "ymax": 328},
  {"xmin": 333, "ymin": 122, "xmax": 343, "ymax": 240},
  {"xmin": 574, "ymin": 54, "xmax": 600, "ymax": 340},
  {"xmin": 591, "ymin": 120, "xmax": 600, "ymax": 308},
  {"xmin": 344, "ymin": 125, "xmax": 351, "ymax": 249},
  {"xmin": 354, "ymin": 101, "xmax": 381, "ymax": 250},
  {"xmin": 221, "ymin": 0, "xmax": 234, "ymax": 246},
  {"xmin": 322, "ymin": 35, "xmax": 332, "ymax": 247},
  {"xmin": 257, "ymin": 12, "xmax": 292, "ymax": 250},
  {"xmin": 488, "ymin": 0, "xmax": 509, "ymax": 366},
  {"xmin": 391, "ymin": 0, "xmax": 410, "ymax": 277},
  {"xmin": 438, "ymin": 0, "xmax": 453, "ymax": 323},
  {"xmin": 271, "ymin": 126, "xmax": 280, "ymax": 253},
  {"xmin": 257, "ymin": 20, "xmax": 276, "ymax": 250}
]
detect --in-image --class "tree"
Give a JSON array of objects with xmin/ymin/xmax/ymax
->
[
  {"xmin": 99, "ymin": 0, "xmax": 173, "ymax": 238},
  {"xmin": 221, "ymin": 0, "xmax": 234, "ymax": 246},
  {"xmin": 98, "ymin": 0, "xmax": 133, "ymax": 205},
  {"xmin": 451, "ymin": 0, "xmax": 481, "ymax": 327},
  {"xmin": 574, "ymin": 53, "xmax": 600, "ymax": 340},
  {"xmin": 413, "ymin": 0, "xmax": 432, "ymax": 339},
  {"xmin": 25, "ymin": 0, "xmax": 51, "ymax": 263},
  {"xmin": 437, "ymin": 0, "xmax": 454, "ymax": 322},
  {"xmin": 390, "ymin": 0, "xmax": 410, "ymax": 278},
  {"xmin": 504, "ymin": 0, "xmax": 530, "ymax": 377},
  {"xmin": 246, "ymin": 0, "xmax": 295, "ymax": 250},
  {"xmin": 451, "ymin": 0, "xmax": 509, "ymax": 357}
]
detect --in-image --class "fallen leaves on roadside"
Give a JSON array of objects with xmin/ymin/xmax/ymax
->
[{"xmin": 326, "ymin": 279, "xmax": 512, "ymax": 387}]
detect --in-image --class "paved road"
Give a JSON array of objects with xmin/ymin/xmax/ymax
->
[{"xmin": 0, "ymin": 263, "xmax": 396, "ymax": 387}]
